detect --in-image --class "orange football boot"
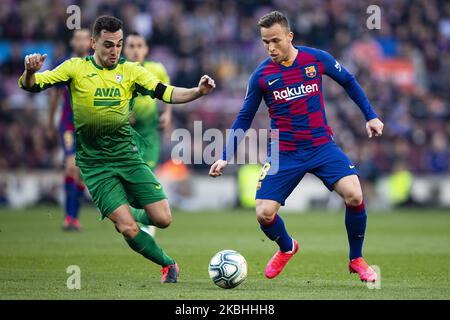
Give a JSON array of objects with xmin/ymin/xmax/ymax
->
[
  {"xmin": 264, "ymin": 239, "xmax": 299, "ymax": 279},
  {"xmin": 349, "ymin": 257, "xmax": 378, "ymax": 282}
]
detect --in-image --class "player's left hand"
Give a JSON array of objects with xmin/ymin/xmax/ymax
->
[
  {"xmin": 366, "ymin": 118, "xmax": 384, "ymax": 138},
  {"xmin": 198, "ymin": 75, "xmax": 216, "ymax": 96}
]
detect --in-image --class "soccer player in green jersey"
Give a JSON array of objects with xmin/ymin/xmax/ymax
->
[
  {"xmin": 19, "ymin": 16, "xmax": 215, "ymax": 283},
  {"xmin": 124, "ymin": 32, "xmax": 172, "ymax": 237}
]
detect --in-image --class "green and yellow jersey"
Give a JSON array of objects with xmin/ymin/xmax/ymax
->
[
  {"xmin": 131, "ymin": 61, "xmax": 170, "ymax": 168},
  {"xmin": 18, "ymin": 56, "xmax": 174, "ymax": 166}
]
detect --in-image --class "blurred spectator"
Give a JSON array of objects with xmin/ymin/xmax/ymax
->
[
  {"xmin": 387, "ymin": 161, "xmax": 414, "ymax": 208},
  {"xmin": 0, "ymin": 181, "xmax": 8, "ymax": 206},
  {"xmin": 0, "ymin": 0, "xmax": 448, "ymax": 179},
  {"xmin": 426, "ymin": 132, "xmax": 450, "ymax": 173}
]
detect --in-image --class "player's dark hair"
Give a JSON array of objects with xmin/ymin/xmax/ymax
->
[
  {"xmin": 92, "ymin": 15, "xmax": 123, "ymax": 39},
  {"xmin": 257, "ymin": 11, "xmax": 290, "ymax": 31}
]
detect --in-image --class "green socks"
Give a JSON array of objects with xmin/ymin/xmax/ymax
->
[
  {"xmin": 127, "ymin": 208, "xmax": 173, "ymax": 267},
  {"xmin": 130, "ymin": 207, "xmax": 154, "ymax": 226},
  {"xmin": 125, "ymin": 229, "xmax": 174, "ymax": 267}
]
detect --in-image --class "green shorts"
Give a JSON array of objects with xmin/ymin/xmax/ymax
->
[{"xmin": 79, "ymin": 161, "xmax": 167, "ymax": 219}]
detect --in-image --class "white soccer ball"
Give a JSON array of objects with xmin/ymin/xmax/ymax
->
[{"xmin": 208, "ymin": 250, "xmax": 248, "ymax": 289}]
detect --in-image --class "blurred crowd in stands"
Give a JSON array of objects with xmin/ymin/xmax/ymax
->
[{"xmin": 0, "ymin": 0, "xmax": 449, "ymax": 179}]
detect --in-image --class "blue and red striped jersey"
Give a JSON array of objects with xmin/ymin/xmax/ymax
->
[
  {"xmin": 60, "ymin": 89, "xmax": 74, "ymax": 131},
  {"xmin": 222, "ymin": 46, "xmax": 377, "ymax": 160}
]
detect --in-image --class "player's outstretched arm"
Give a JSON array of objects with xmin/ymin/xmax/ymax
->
[
  {"xmin": 19, "ymin": 54, "xmax": 73, "ymax": 93},
  {"xmin": 366, "ymin": 118, "xmax": 384, "ymax": 138},
  {"xmin": 318, "ymin": 50, "xmax": 383, "ymax": 134},
  {"xmin": 171, "ymin": 75, "xmax": 215, "ymax": 104},
  {"xmin": 21, "ymin": 53, "xmax": 47, "ymax": 89},
  {"xmin": 209, "ymin": 160, "xmax": 228, "ymax": 178}
]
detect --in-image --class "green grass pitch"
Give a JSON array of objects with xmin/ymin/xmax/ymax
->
[{"xmin": 1, "ymin": 206, "xmax": 449, "ymax": 300}]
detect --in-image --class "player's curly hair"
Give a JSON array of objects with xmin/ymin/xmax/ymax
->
[
  {"xmin": 257, "ymin": 11, "xmax": 290, "ymax": 31},
  {"xmin": 92, "ymin": 15, "xmax": 123, "ymax": 39}
]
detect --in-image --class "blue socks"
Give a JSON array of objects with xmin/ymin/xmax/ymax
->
[
  {"xmin": 260, "ymin": 214, "xmax": 293, "ymax": 252},
  {"xmin": 345, "ymin": 201, "xmax": 367, "ymax": 260},
  {"xmin": 64, "ymin": 176, "xmax": 84, "ymax": 220},
  {"xmin": 260, "ymin": 203, "xmax": 366, "ymax": 259}
]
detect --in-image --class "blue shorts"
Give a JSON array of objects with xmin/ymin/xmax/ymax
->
[
  {"xmin": 256, "ymin": 141, "xmax": 358, "ymax": 206},
  {"xmin": 59, "ymin": 125, "xmax": 76, "ymax": 157}
]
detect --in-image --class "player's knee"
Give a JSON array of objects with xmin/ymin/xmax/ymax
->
[
  {"xmin": 345, "ymin": 191, "xmax": 363, "ymax": 207},
  {"xmin": 117, "ymin": 222, "xmax": 139, "ymax": 238},
  {"xmin": 65, "ymin": 165, "xmax": 77, "ymax": 179},
  {"xmin": 143, "ymin": 201, "xmax": 172, "ymax": 228},
  {"xmin": 153, "ymin": 213, "xmax": 172, "ymax": 229},
  {"xmin": 65, "ymin": 166, "xmax": 73, "ymax": 177},
  {"xmin": 255, "ymin": 204, "xmax": 277, "ymax": 224}
]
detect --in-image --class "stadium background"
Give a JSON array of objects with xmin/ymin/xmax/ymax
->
[
  {"xmin": 0, "ymin": 0, "xmax": 449, "ymax": 301},
  {"xmin": 0, "ymin": 0, "xmax": 449, "ymax": 211}
]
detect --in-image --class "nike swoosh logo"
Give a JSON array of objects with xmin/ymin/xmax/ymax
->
[
  {"xmin": 155, "ymin": 184, "xmax": 162, "ymax": 190},
  {"xmin": 87, "ymin": 73, "xmax": 98, "ymax": 78},
  {"xmin": 349, "ymin": 165, "xmax": 355, "ymax": 169},
  {"xmin": 268, "ymin": 78, "xmax": 280, "ymax": 86}
]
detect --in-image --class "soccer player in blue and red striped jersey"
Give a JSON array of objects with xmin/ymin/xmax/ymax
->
[
  {"xmin": 48, "ymin": 28, "xmax": 91, "ymax": 231},
  {"xmin": 209, "ymin": 11, "xmax": 383, "ymax": 283}
]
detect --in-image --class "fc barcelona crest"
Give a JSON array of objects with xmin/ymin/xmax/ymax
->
[{"xmin": 305, "ymin": 65, "xmax": 317, "ymax": 78}]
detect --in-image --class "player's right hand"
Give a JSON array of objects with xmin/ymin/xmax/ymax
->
[
  {"xmin": 198, "ymin": 75, "xmax": 216, "ymax": 96},
  {"xmin": 24, "ymin": 53, "xmax": 47, "ymax": 73},
  {"xmin": 209, "ymin": 160, "xmax": 228, "ymax": 178},
  {"xmin": 366, "ymin": 118, "xmax": 384, "ymax": 138}
]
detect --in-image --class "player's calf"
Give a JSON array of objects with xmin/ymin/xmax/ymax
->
[
  {"xmin": 256, "ymin": 200, "xmax": 298, "ymax": 278},
  {"xmin": 109, "ymin": 206, "xmax": 177, "ymax": 275}
]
